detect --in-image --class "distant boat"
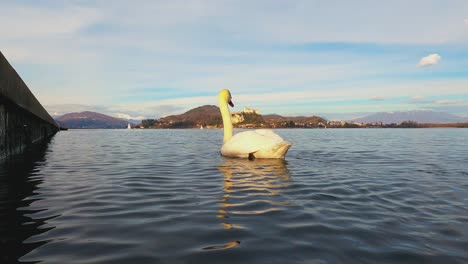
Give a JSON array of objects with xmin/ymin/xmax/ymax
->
[
  {"xmin": 127, "ymin": 123, "xmax": 131, "ymax": 129},
  {"xmin": 200, "ymin": 125, "xmax": 204, "ymax": 130}
]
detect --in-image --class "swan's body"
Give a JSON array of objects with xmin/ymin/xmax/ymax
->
[{"xmin": 218, "ymin": 89, "xmax": 291, "ymax": 159}]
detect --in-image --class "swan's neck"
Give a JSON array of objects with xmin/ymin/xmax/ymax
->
[{"xmin": 219, "ymin": 99, "xmax": 233, "ymax": 144}]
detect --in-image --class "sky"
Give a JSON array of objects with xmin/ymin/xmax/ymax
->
[{"xmin": 1, "ymin": 0, "xmax": 468, "ymax": 120}]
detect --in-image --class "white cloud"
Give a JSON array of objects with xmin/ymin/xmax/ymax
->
[
  {"xmin": 2, "ymin": 1, "xmax": 468, "ymax": 118},
  {"xmin": 433, "ymin": 99, "xmax": 466, "ymax": 105},
  {"xmin": 45, "ymin": 104, "xmax": 110, "ymax": 116},
  {"xmin": 370, "ymin": 96, "xmax": 385, "ymax": 101},
  {"xmin": 464, "ymin": 18, "xmax": 468, "ymax": 25},
  {"xmin": 45, "ymin": 103, "xmax": 185, "ymax": 119},
  {"xmin": 115, "ymin": 113, "xmax": 146, "ymax": 120},
  {"xmin": 174, "ymin": 64, "xmax": 355, "ymax": 92},
  {"xmin": 0, "ymin": 5, "xmax": 100, "ymax": 39},
  {"xmin": 418, "ymin": 54, "xmax": 441, "ymax": 67},
  {"xmin": 43, "ymin": 78, "xmax": 468, "ymax": 117},
  {"xmin": 428, "ymin": 99, "xmax": 468, "ymax": 116},
  {"xmin": 130, "ymin": 79, "xmax": 468, "ymax": 113}
]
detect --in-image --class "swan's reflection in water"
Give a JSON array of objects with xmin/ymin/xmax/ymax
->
[
  {"xmin": 218, "ymin": 158, "xmax": 292, "ymax": 219},
  {"xmin": 204, "ymin": 158, "xmax": 292, "ymax": 250}
]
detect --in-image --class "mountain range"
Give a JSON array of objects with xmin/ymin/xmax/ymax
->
[
  {"xmin": 55, "ymin": 111, "xmax": 129, "ymax": 129},
  {"xmin": 353, "ymin": 110, "xmax": 468, "ymax": 124},
  {"xmin": 54, "ymin": 109, "xmax": 468, "ymax": 129}
]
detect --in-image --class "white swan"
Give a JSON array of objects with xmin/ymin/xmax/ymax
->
[{"xmin": 218, "ymin": 89, "xmax": 292, "ymax": 159}]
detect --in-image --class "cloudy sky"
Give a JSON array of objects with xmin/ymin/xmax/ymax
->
[{"xmin": 1, "ymin": 0, "xmax": 467, "ymax": 120}]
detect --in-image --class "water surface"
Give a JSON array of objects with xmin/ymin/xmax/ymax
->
[{"xmin": 1, "ymin": 129, "xmax": 467, "ymax": 263}]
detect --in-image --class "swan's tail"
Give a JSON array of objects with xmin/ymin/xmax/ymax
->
[
  {"xmin": 255, "ymin": 141, "xmax": 292, "ymax": 159},
  {"xmin": 275, "ymin": 141, "xmax": 292, "ymax": 158}
]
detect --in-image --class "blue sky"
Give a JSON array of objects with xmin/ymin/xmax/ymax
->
[{"xmin": 1, "ymin": 0, "xmax": 467, "ymax": 120}]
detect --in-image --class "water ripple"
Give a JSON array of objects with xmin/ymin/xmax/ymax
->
[{"xmin": 0, "ymin": 129, "xmax": 466, "ymax": 264}]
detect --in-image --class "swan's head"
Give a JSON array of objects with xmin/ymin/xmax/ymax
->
[{"xmin": 218, "ymin": 89, "xmax": 234, "ymax": 107}]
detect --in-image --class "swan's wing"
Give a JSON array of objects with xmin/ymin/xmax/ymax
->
[
  {"xmin": 253, "ymin": 129, "xmax": 285, "ymax": 142},
  {"xmin": 221, "ymin": 130, "xmax": 285, "ymax": 157}
]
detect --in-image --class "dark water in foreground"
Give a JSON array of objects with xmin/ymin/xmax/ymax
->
[{"xmin": 1, "ymin": 129, "xmax": 467, "ymax": 264}]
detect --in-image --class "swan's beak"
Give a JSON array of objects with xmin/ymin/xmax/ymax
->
[{"xmin": 228, "ymin": 100, "xmax": 234, "ymax": 107}]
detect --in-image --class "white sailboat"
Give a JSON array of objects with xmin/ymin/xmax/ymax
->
[
  {"xmin": 200, "ymin": 125, "xmax": 204, "ymax": 130},
  {"xmin": 127, "ymin": 123, "xmax": 131, "ymax": 129}
]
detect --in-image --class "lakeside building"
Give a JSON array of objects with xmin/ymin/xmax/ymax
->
[
  {"xmin": 231, "ymin": 113, "xmax": 245, "ymax": 124},
  {"xmin": 243, "ymin": 107, "xmax": 260, "ymax": 115}
]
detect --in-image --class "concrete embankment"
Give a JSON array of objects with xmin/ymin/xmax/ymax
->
[{"xmin": 0, "ymin": 51, "xmax": 59, "ymax": 160}]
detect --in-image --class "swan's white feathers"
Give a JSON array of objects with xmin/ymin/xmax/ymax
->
[
  {"xmin": 252, "ymin": 129, "xmax": 284, "ymax": 142},
  {"xmin": 221, "ymin": 129, "xmax": 291, "ymax": 158},
  {"xmin": 218, "ymin": 89, "xmax": 292, "ymax": 159}
]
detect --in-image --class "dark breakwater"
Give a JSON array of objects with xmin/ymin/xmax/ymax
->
[{"xmin": 0, "ymin": 51, "xmax": 59, "ymax": 161}]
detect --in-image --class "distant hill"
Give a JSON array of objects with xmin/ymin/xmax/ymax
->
[
  {"xmin": 160, "ymin": 105, "xmax": 222, "ymax": 127},
  {"xmin": 353, "ymin": 110, "xmax": 466, "ymax": 124},
  {"xmin": 55, "ymin": 111, "xmax": 129, "ymax": 129},
  {"xmin": 140, "ymin": 105, "xmax": 327, "ymax": 128}
]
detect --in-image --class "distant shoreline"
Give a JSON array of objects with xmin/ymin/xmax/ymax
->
[
  {"xmin": 125, "ymin": 122, "xmax": 468, "ymax": 130},
  {"xmin": 63, "ymin": 126, "xmax": 468, "ymax": 130}
]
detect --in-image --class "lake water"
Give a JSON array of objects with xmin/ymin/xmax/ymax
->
[{"xmin": 1, "ymin": 129, "xmax": 467, "ymax": 264}]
